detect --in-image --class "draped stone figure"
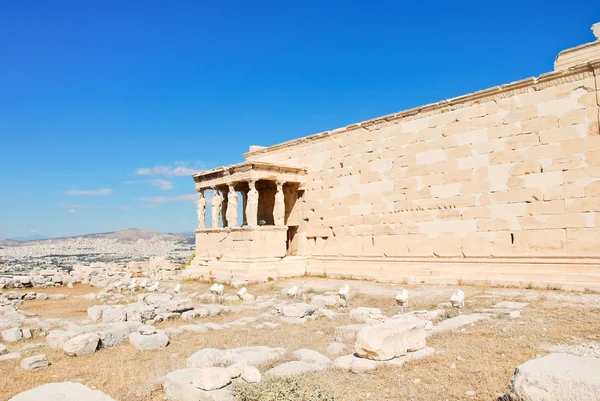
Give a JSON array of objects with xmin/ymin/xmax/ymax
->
[
  {"xmin": 211, "ymin": 188, "xmax": 222, "ymax": 228},
  {"xmin": 246, "ymin": 180, "xmax": 259, "ymax": 227},
  {"xmin": 274, "ymin": 181, "xmax": 285, "ymax": 226},
  {"xmin": 226, "ymin": 184, "xmax": 239, "ymax": 228},
  {"xmin": 196, "ymin": 190, "xmax": 206, "ymax": 229}
]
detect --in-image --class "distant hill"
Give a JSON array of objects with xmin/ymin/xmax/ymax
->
[
  {"xmin": 2, "ymin": 228, "xmax": 193, "ymax": 246},
  {"xmin": 9, "ymin": 234, "xmax": 49, "ymax": 241}
]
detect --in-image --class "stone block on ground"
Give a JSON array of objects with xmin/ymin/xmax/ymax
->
[
  {"xmin": 192, "ymin": 367, "xmax": 232, "ymax": 391},
  {"xmin": 62, "ymin": 333, "xmax": 100, "ymax": 356},
  {"xmin": 334, "ymin": 324, "xmax": 366, "ymax": 342},
  {"xmin": 509, "ymin": 353, "xmax": 600, "ymax": 401},
  {"xmin": 292, "ymin": 348, "xmax": 331, "ymax": 365},
  {"xmin": 164, "ymin": 368, "xmax": 234, "ymax": 401},
  {"xmin": 128, "ymin": 330, "xmax": 169, "ymax": 351},
  {"xmin": 21, "ymin": 354, "xmax": 50, "ymax": 371},
  {"xmin": 355, "ymin": 318, "xmax": 428, "ymax": 361},
  {"xmin": 1, "ymin": 327, "xmax": 23, "ymax": 343},
  {"xmin": 350, "ymin": 307, "xmax": 385, "ymax": 323},
  {"xmin": 431, "ymin": 314, "xmax": 490, "ymax": 335}
]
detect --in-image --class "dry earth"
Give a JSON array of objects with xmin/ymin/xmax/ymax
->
[{"xmin": 1, "ymin": 278, "xmax": 599, "ymax": 401}]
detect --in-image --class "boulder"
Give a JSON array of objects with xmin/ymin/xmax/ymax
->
[
  {"xmin": 0, "ymin": 343, "xmax": 8, "ymax": 355},
  {"xmin": 62, "ymin": 333, "xmax": 100, "ymax": 356},
  {"xmin": 21, "ymin": 354, "xmax": 50, "ymax": 371},
  {"xmin": 192, "ymin": 367, "xmax": 232, "ymax": 391},
  {"xmin": 87, "ymin": 305, "xmax": 108, "ymax": 322},
  {"xmin": 8, "ymin": 382, "xmax": 116, "ymax": 401},
  {"xmin": 310, "ymin": 295, "xmax": 344, "ymax": 309},
  {"xmin": 509, "ymin": 353, "xmax": 600, "ymax": 401},
  {"xmin": 326, "ymin": 342, "xmax": 346, "ymax": 356},
  {"xmin": 355, "ymin": 318, "xmax": 428, "ymax": 361},
  {"xmin": 129, "ymin": 330, "xmax": 169, "ymax": 351}
]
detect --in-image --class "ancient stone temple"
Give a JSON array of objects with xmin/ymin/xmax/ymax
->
[{"xmin": 189, "ymin": 23, "xmax": 600, "ymax": 290}]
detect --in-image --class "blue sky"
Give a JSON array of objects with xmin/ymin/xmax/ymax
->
[{"xmin": 0, "ymin": 1, "xmax": 598, "ymax": 238}]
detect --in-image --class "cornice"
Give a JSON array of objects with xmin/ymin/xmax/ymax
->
[{"xmin": 244, "ymin": 61, "xmax": 599, "ymax": 158}]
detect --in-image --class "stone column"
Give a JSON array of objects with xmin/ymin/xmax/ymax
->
[
  {"xmin": 211, "ymin": 187, "xmax": 222, "ymax": 228},
  {"xmin": 196, "ymin": 189, "xmax": 206, "ymax": 229},
  {"xmin": 246, "ymin": 180, "xmax": 258, "ymax": 227},
  {"xmin": 274, "ymin": 181, "xmax": 285, "ymax": 226},
  {"xmin": 226, "ymin": 183, "xmax": 239, "ymax": 228}
]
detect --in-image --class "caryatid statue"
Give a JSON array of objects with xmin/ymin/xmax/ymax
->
[
  {"xmin": 274, "ymin": 181, "xmax": 285, "ymax": 226},
  {"xmin": 246, "ymin": 180, "xmax": 259, "ymax": 227},
  {"xmin": 196, "ymin": 190, "xmax": 206, "ymax": 229},
  {"xmin": 226, "ymin": 184, "xmax": 239, "ymax": 228},
  {"xmin": 211, "ymin": 187, "xmax": 222, "ymax": 228}
]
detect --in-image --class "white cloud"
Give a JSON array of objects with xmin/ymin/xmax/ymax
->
[
  {"xmin": 124, "ymin": 179, "xmax": 174, "ymax": 191},
  {"xmin": 135, "ymin": 161, "xmax": 205, "ymax": 177},
  {"xmin": 65, "ymin": 188, "xmax": 112, "ymax": 196},
  {"xmin": 68, "ymin": 209, "xmax": 76, "ymax": 214},
  {"xmin": 29, "ymin": 229, "xmax": 37, "ymax": 233},
  {"xmin": 138, "ymin": 194, "xmax": 197, "ymax": 204}
]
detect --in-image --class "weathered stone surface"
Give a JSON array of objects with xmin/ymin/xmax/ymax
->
[
  {"xmin": 0, "ymin": 343, "xmax": 8, "ymax": 355},
  {"xmin": 181, "ymin": 324, "xmax": 209, "ymax": 334},
  {"xmin": 164, "ymin": 368, "xmax": 234, "ymax": 401},
  {"xmin": 8, "ymin": 382, "xmax": 116, "ymax": 401},
  {"xmin": 128, "ymin": 330, "xmax": 169, "ymax": 351},
  {"xmin": 292, "ymin": 348, "xmax": 331, "ymax": 365},
  {"xmin": 1, "ymin": 327, "xmax": 22, "ymax": 343},
  {"xmin": 87, "ymin": 305, "xmax": 108, "ymax": 322},
  {"xmin": 46, "ymin": 330, "xmax": 81, "ymax": 350},
  {"xmin": 266, "ymin": 361, "xmax": 327, "ymax": 377},
  {"xmin": 98, "ymin": 325, "xmax": 130, "ymax": 348},
  {"xmin": 334, "ymin": 324, "xmax": 366, "ymax": 342},
  {"xmin": 241, "ymin": 365, "xmax": 261, "ymax": 383},
  {"xmin": 431, "ymin": 314, "xmax": 490, "ymax": 335},
  {"xmin": 333, "ymin": 354, "xmax": 380, "ymax": 373},
  {"xmin": 192, "ymin": 367, "xmax": 232, "ymax": 391},
  {"xmin": 350, "ymin": 307, "xmax": 385, "ymax": 323},
  {"xmin": 355, "ymin": 318, "xmax": 428, "ymax": 361},
  {"xmin": 281, "ymin": 303, "xmax": 317, "ymax": 318},
  {"xmin": 509, "ymin": 353, "xmax": 600, "ymax": 401},
  {"xmin": 62, "ymin": 333, "xmax": 100, "ymax": 356},
  {"xmin": 188, "ymin": 346, "xmax": 286, "ymax": 368},
  {"xmin": 102, "ymin": 308, "xmax": 126, "ymax": 324},
  {"xmin": 21, "ymin": 354, "xmax": 49, "ymax": 371},
  {"xmin": 326, "ymin": 342, "xmax": 346, "ymax": 356}
]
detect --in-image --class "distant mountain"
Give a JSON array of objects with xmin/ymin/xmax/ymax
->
[
  {"xmin": 2, "ymin": 228, "xmax": 192, "ymax": 247},
  {"xmin": 9, "ymin": 234, "xmax": 50, "ymax": 242}
]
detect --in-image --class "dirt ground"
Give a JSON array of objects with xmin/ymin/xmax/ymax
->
[{"xmin": 1, "ymin": 278, "xmax": 599, "ymax": 401}]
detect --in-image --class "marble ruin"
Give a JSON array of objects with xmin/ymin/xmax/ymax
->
[{"xmin": 187, "ymin": 25, "xmax": 600, "ymax": 290}]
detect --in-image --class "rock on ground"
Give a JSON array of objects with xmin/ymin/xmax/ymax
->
[
  {"xmin": 21, "ymin": 354, "xmax": 50, "ymax": 371},
  {"xmin": 509, "ymin": 353, "xmax": 600, "ymax": 401},
  {"xmin": 350, "ymin": 307, "xmax": 385, "ymax": 323},
  {"xmin": 8, "ymin": 382, "xmax": 116, "ymax": 401},
  {"xmin": 62, "ymin": 333, "xmax": 100, "ymax": 356},
  {"xmin": 128, "ymin": 330, "xmax": 169, "ymax": 351}
]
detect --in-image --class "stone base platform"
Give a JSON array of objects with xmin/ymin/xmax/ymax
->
[{"xmin": 184, "ymin": 255, "xmax": 600, "ymax": 290}]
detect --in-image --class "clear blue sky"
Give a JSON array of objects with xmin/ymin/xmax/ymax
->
[{"xmin": 1, "ymin": 0, "xmax": 598, "ymax": 238}]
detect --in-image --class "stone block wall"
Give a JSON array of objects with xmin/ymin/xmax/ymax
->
[{"xmin": 242, "ymin": 61, "xmax": 600, "ymax": 286}]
